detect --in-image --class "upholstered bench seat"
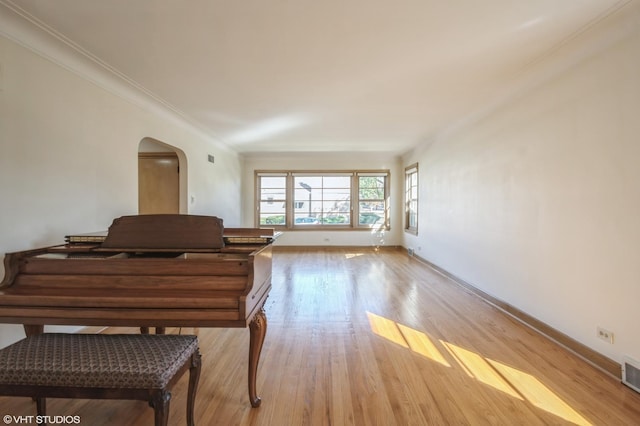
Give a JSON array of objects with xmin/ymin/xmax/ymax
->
[{"xmin": 0, "ymin": 333, "xmax": 201, "ymax": 426}]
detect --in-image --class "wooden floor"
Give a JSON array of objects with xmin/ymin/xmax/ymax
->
[{"xmin": 1, "ymin": 247, "xmax": 639, "ymax": 425}]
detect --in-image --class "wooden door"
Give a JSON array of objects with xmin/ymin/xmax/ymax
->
[{"xmin": 138, "ymin": 152, "xmax": 180, "ymax": 214}]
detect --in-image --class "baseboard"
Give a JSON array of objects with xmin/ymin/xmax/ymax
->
[
  {"xmin": 407, "ymin": 250, "xmax": 621, "ymax": 380},
  {"xmin": 273, "ymin": 245, "xmax": 402, "ymax": 252}
]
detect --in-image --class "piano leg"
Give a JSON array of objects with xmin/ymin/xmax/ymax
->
[
  {"xmin": 248, "ymin": 307, "xmax": 267, "ymax": 408},
  {"xmin": 23, "ymin": 324, "xmax": 44, "ymax": 336},
  {"xmin": 140, "ymin": 327, "xmax": 166, "ymax": 334}
]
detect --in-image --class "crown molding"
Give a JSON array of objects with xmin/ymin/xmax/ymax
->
[
  {"xmin": 0, "ymin": 0, "xmax": 233, "ymax": 153},
  {"xmin": 404, "ymin": 0, "xmax": 638, "ymax": 157}
]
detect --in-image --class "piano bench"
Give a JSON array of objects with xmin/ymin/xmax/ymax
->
[{"xmin": 0, "ymin": 333, "xmax": 201, "ymax": 426}]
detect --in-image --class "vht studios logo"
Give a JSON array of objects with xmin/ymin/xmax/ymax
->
[{"xmin": 3, "ymin": 415, "xmax": 81, "ymax": 424}]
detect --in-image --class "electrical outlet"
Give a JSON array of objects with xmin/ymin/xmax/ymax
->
[{"xmin": 597, "ymin": 327, "xmax": 614, "ymax": 344}]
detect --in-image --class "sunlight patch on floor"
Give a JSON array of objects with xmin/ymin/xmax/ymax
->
[
  {"xmin": 366, "ymin": 312, "xmax": 449, "ymax": 367},
  {"xmin": 366, "ymin": 311, "xmax": 408, "ymax": 349},
  {"xmin": 488, "ymin": 359, "xmax": 592, "ymax": 426},
  {"xmin": 443, "ymin": 341, "xmax": 523, "ymax": 400},
  {"xmin": 366, "ymin": 311, "xmax": 593, "ymax": 426},
  {"xmin": 345, "ymin": 253, "xmax": 364, "ymax": 259},
  {"xmin": 397, "ymin": 323, "xmax": 450, "ymax": 367}
]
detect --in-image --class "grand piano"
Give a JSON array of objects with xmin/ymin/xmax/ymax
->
[{"xmin": 0, "ymin": 214, "xmax": 278, "ymax": 407}]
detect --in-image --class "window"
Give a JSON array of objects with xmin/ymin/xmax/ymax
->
[
  {"xmin": 358, "ymin": 173, "xmax": 387, "ymax": 227},
  {"xmin": 405, "ymin": 164, "xmax": 418, "ymax": 234},
  {"xmin": 256, "ymin": 170, "xmax": 389, "ymax": 230},
  {"xmin": 257, "ymin": 173, "xmax": 287, "ymax": 226},
  {"xmin": 294, "ymin": 174, "xmax": 351, "ymax": 225}
]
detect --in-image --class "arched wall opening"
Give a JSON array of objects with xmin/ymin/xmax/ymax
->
[{"xmin": 138, "ymin": 137, "xmax": 188, "ymax": 214}]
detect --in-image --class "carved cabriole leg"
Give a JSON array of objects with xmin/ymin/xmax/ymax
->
[
  {"xmin": 248, "ymin": 307, "xmax": 267, "ymax": 408},
  {"xmin": 186, "ymin": 350, "xmax": 202, "ymax": 426},
  {"xmin": 150, "ymin": 389, "xmax": 171, "ymax": 426}
]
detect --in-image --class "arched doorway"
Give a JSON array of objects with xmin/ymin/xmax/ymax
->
[{"xmin": 138, "ymin": 138, "xmax": 186, "ymax": 214}]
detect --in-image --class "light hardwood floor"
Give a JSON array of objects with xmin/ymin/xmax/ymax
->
[{"xmin": 1, "ymin": 247, "xmax": 639, "ymax": 425}]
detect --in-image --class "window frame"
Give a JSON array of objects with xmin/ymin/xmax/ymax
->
[
  {"xmin": 404, "ymin": 163, "xmax": 418, "ymax": 235},
  {"xmin": 255, "ymin": 170, "xmax": 390, "ymax": 231},
  {"xmin": 255, "ymin": 172, "xmax": 288, "ymax": 227},
  {"xmin": 356, "ymin": 172, "xmax": 390, "ymax": 229},
  {"xmin": 292, "ymin": 172, "xmax": 353, "ymax": 228}
]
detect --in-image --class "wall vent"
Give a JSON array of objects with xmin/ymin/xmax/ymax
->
[
  {"xmin": 207, "ymin": 154, "xmax": 215, "ymax": 164},
  {"xmin": 622, "ymin": 356, "xmax": 640, "ymax": 394}
]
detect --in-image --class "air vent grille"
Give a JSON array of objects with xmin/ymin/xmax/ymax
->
[{"xmin": 622, "ymin": 356, "xmax": 640, "ymax": 394}]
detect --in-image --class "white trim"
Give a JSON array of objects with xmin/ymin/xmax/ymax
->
[{"xmin": 0, "ymin": 0, "xmax": 232, "ymax": 153}]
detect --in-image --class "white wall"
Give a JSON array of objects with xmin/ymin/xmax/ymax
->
[
  {"xmin": 403, "ymin": 4, "xmax": 640, "ymax": 365},
  {"xmin": 0, "ymin": 33, "xmax": 242, "ymax": 345},
  {"xmin": 241, "ymin": 152, "xmax": 403, "ymax": 247}
]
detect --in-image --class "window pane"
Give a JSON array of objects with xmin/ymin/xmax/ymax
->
[
  {"xmin": 404, "ymin": 165, "xmax": 418, "ymax": 232},
  {"xmin": 322, "ymin": 188, "xmax": 350, "ymax": 200},
  {"xmin": 261, "ymin": 188, "xmax": 286, "ymax": 201},
  {"xmin": 359, "ymin": 176, "xmax": 385, "ymax": 189},
  {"xmin": 258, "ymin": 175, "xmax": 287, "ymax": 226},
  {"xmin": 408, "ymin": 200, "xmax": 418, "ymax": 226},
  {"xmin": 322, "ymin": 176, "xmax": 351, "ymax": 187},
  {"xmin": 320, "ymin": 213, "xmax": 349, "ymax": 225},
  {"xmin": 259, "ymin": 200, "xmax": 285, "ymax": 214},
  {"xmin": 293, "ymin": 176, "xmax": 351, "ymax": 226},
  {"xmin": 260, "ymin": 176, "xmax": 286, "ymax": 187},
  {"xmin": 294, "ymin": 214, "xmax": 319, "ymax": 225},
  {"xmin": 359, "ymin": 201, "xmax": 384, "ymax": 225},
  {"xmin": 260, "ymin": 214, "xmax": 285, "ymax": 225},
  {"xmin": 357, "ymin": 175, "xmax": 386, "ymax": 227},
  {"xmin": 359, "ymin": 187, "xmax": 385, "ymax": 199}
]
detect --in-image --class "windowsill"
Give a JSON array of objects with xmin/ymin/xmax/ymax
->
[{"xmin": 259, "ymin": 226, "xmax": 391, "ymax": 232}]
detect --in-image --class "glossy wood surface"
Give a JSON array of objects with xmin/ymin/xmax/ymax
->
[
  {"xmin": 0, "ymin": 245, "xmax": 273, "ymax": 327},
  {"xmin": 1, "ymin": 247, "xmax": 638, "ymax": 425}
]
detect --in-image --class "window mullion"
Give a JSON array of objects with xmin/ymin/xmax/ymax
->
[
  {"xmin": 286, "ymin": 173, "xmax": 293, "ymax": 228},
  {"xmin": 352, "ymin": 175, "xmax": 358, "ymax": 228}
]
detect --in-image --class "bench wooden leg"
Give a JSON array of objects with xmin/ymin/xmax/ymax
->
[
  {"xmin": 187, "ymin": 351, "xmax": 202, "ymax": 426},
  {"xmin": 150, "ymin": 390, "xmax": 171, "ymax": 426},
  {"xmin": 36, "ymin": 398, "xmax": 46, "ymax": 425},
  {"xmin": 36, "ymin": 397, "xmax": 46, "ymax": 415}
]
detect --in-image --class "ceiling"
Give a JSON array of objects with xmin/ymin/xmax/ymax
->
[{"xmin": 3, "ymin": 0, "xmax": 629, "ymax": 155}]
